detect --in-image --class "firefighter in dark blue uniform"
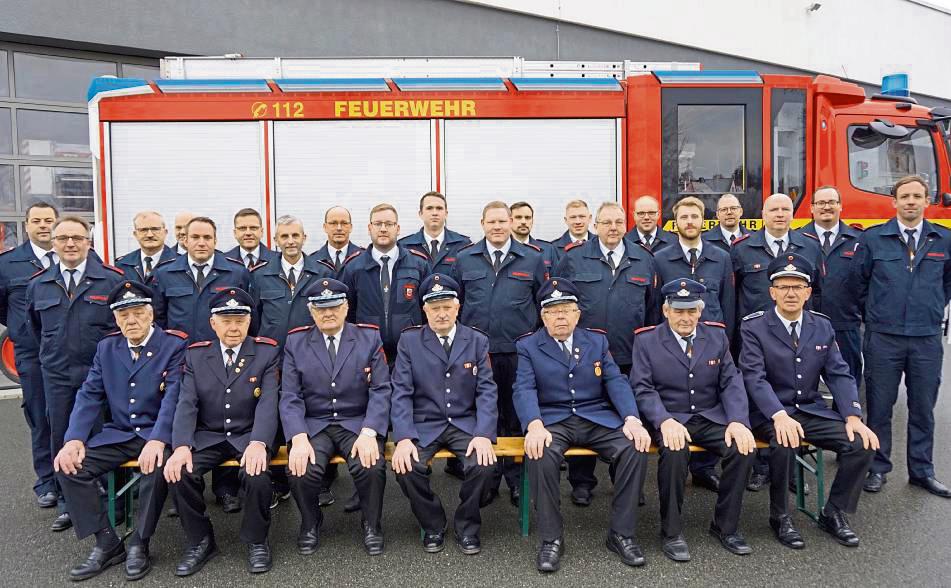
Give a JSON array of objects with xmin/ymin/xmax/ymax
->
[
  {"xmin": 0, "ymin": 201, "xmax": 59, "ymax": 507},
  {"xmin": 510, "ymin": 201, "xmax": 559, "ymax": 269},
  {"xmin": 741, "ymin": 253, "xmax": 877, "ymax": 550},
  {"xmin": 702, "ymin": 193, "xmax": 751, "ymax": 254},
  {"xmin": 798, "ymin": 187, "xmax": 864, "ymax": 384},
  {"xmin": 54, "ymin": 280, "xmax": 186, "ymax": 581},
  {"xmin": 150, "ymin": 216, "xmax": 250, "ymax": 512},
  {"xmin": 339, "ymin": 204, "xmax": 431, "ymax": 364},
  {"xmin": 27, "ymin": 216, "xmax": 126, "ymax": 532},
  {"xmin": 390, "ymin": 274, "xmax": 498, "ymax": 555},
  {"xmin": 625, "ymin": 195, "xmax": 678, "ymax": 253},
  {"xmin": 398, "ymin": 191, "xmax": 471, "ymax": 275},
  {"xmin": 552, "ymin": 201, "xmax": 657, "ymax": 505},
  {"xmin": 451, "ymin": 201, "xmax": 548, "ymax": 506},
  {"xmin": 225, "ymin": 207, "xmax": 280, "ymax": 270},
  {"xmin": 163, "ymin": 288, "xmax": 281, "ymax": 577},
  {"xmin": 280, "ymin": 279, "xmax": 392, "ymax": 556},
  {"xmin": 632, "ymin": 278, "xmax": 755, "ymax": 561},
  {"xmin": 113, "ymin": 211, "xmax": 178, "ymax": 282},
  {"xmin": 852, "ymin": 175, "xmax": 951, "ymax": 498},
  {"xmin": 549, "ymin": 199, "xmax": 595, "ymax": 263},
  {"xmin": 311, "ymin": 206, "xmax": 362, "ymax": 273},
  {"xmin": 514, "ymin": 278, "xmax": 651, "ymax": 573}
]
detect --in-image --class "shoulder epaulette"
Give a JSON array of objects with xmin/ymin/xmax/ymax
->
[
  {"xmin": 802, "ymin": 232, "xmax": 820, "ymax": 241},
  {"xmin": 585, "ymin": 327, "xmax": 607, "ymax": 335},
  {"xmin": 165, "ymin": 329, "xmax": 189, "ymax": 340},
  {"xmin": 733, "ymin": 234, "xmax": 752, "ymax": 245},
  {"xmin": 524, "ymin": 242, "xmax": 542, "ymax": 253},
  {"xmin": 702, "ymin": 320, "xmax": 726, "ymax": 328},
  {"xmin": 343, "ymin": 251, "xmax": 362, "ymax": 265},
  {"xmin": 155, "ymin": 257, "xmax": 176, "ymax": 267},
  {"xmin": 103, "ymin": 330, "xmax": 123, "ymax": 337},
  {"xmin": 356, "ymin": 323, "xmax": 380, "ymax": 330},
  {"xmin": 102, "ymin": 264, "xmax": 124, "ymax": 275},
  {"xmin": 847, "ymin": 222, "xmax": 865, "ymax": 231},
  {"xmin": 742, "ymin": 310, "xmax": 765, "ymax": 321},
  {"xmin": 401, "ymin": 324, "xmax": 424, "ymax": 333},
  {"xmin": 634, "ymin": 325, "xmax": 656, "ymax": 335},
  {"xmin": 225, "ymin": 257, "xmax": 245, "ymax": 265},
  {"xmin": 458, "ymin": 242, "xmax": 478, "ymax": 252},
  {"xmin": 314, "ymin": 259, "xmax": 335, "ymax": 272},
  {"xmin": 288, "ymin": 325, "xmax": 313, "ymax": 335},
  {"xmin": 29, "ymin": 268, "xmax": 45, "ymax": 280},
  {"xmin": 808, "ymin": 310, "xmax": 832, "ymax": 321},
  {"xmin": 468, "ymin": 325, "xmax": 489, "ymax": 337},
  {"xmin": 254, "ymin": 336, "xmax": 278, "ymax": 346},
  {"xmin": 564, "ymin": 241, "xmax": 583, "ymax": 252},
  {"xmin": 249, "ymin": 260, "xmax": 268, "ymax": 272},
  {"xmin": 635, "ymin": 241, "xmax": 655, "ymax": 256},
  {"xmin": 408, "ymin": 249, "xmax": 429, "ymax": 261},
  {"xmin": 515, "ymin": 330, "xmax": 537, "ymax": 341},
  {"xmin": 187, "ymin": 340, "xmax": 213, "ymax": 349}
]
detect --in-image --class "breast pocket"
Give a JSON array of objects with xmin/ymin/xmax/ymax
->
[
  {"xmin": 165, "ymin": 286, "xmax": 194, "ymax": 298},
  {"xmin": 32, "ymin": 297, "xmax": 61, "ymax": 334}
]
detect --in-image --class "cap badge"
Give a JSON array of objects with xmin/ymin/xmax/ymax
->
[
  {"xmin": 321, "ymin": 288, "xmax": 333, "ymax": 297},
  {"xmin": 432, "ymin": 283, "xmax": 444, "ymax": 292},
  {"xmin": 226, "ymin": 298, "xmax": 239, "ymax": 308},
  {"xmin": 784, "ymin": 263, "xmax": 797, "ymax": 271},
  {"xmin": 121, "ymin": 291, "xmax": 137, "ymax": 300},
  {"xmin": 551, "ymin": 289, "xmax": 563, "ymax": 299},
  {"xmin": 677, "ymin": 288, "xmax": 690, "ymax": 297}
]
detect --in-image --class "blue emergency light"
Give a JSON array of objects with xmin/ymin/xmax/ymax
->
[{"xmin": 881, "ymin": 73, "xmax": 910, "ymax": 98}]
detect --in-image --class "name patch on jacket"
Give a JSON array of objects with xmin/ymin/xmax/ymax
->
[
  {"xmin": 927, "ymin": 252, "xmax": 946, "ymax": 259},
  {"xmin": 707, "ymin": 358, "xmax": 720, "ymax": 366},
  {"xmin": 510, "ymin": 271, "xmax": 530, "ymax": 278},
  {"xmin": 403, "ymin": 284, "xmax": 415, "ymax": 300},
  {"xmin": 628, "ymin": 276, "xmax": 647, "ymax": 284},
  {"xmin": 815, "ymin": 344, "xmax": 829, "ymax": 351},
  {"xmin": 86, "ymin": 294, "xmax": 108, "ymax": 301}
]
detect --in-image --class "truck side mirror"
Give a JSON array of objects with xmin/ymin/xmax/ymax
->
[
  {"xmin": 942, "ymin": 193, "xmax": 951, "ymax": 207},
  {"xmin": 869, "ymin": 118, "xmax": 909, "ymax": 139}
]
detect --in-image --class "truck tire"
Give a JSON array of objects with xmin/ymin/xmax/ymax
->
[{"xmin": 0, "ymin": 331, "xmax": 20, "ymax": 384}]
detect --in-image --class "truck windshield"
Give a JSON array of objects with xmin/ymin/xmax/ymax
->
[{"xmin": 848, "ymin": 125, "xmax": 938, "ymax": 199}]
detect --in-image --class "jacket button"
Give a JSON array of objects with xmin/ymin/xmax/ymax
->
[
  {"xmin": 570, "ymin": 390, "xmax": 575, "ymax": 394},
  {"xmin": 797, "ymin": 391, "xmax": 802, "ymax": 395},
  {"xmin": 333, "ymin": 412, "xmax": 338, "ymax": 417},
  {"xmin": 797, "ymin": 374, "xmax": 802, "ymax": 379},
  {"xmin": 568, "ymin": 374, "xmax": 573, "ymax": 378},
  {"xmin": 448, "ymin": 417, "xmax": 452, "ymax": 422},
  {"xmin": 332, "ymin": 398, "xmax": 337, "ymax": 403},
  {"xmin": 446, "ymin": 403, "xmax": 451, "ymax": 408},
  {"xmin": 690, "ymin": 405, "xmax": 695, "ymax": 410},
  {"xmin": 689, "ymin": 373, "xmax": 694, "ymax": 378},
  {"xmin": 130, "ymin": 414, "xmax": 136, "ymax": 419},
  {"xmin": 135, "ymin": 427, "xmax": 141, "ymax": 432},
  {"xmin": 226, "ymin": 389, "xmax": 231, "ymax": 394},
  {"xmin": 796, "ymin": 358, "xmax": 802, "ymax": 363},
  {"xmin": 225, "ymin": 418, "xmax": 231, "ymax": 423},
  {"xmin": 130, "ymin": 382, "xmax": 136, "ymax": 387},
  {"xmin": 225, "ymin": 404, "xmax": 230, "ymax": 409},
  {"xmin": 445, "ymin": 373, "xmax": 450, "ymax": 378},
  {"xmin": 331, "ymin": 382, "xmax": 336, "ymax": 387},
  {"xmin": 446, "ymin": 388, "xmax": 451, "ymax": 393},
  {"xmin": 795, "ymin": 404, "xmax": 800, "ymax": 408},
  {"xmin": 130, "ymin": 398, "xmax": 135, "ymax": 404},
  {"xmin": 690, "ymin": 390, "xmax": 695, "ymax": 394},
  {"xmin": 226, "ymin": 431, "xmax": 231, "ymax": 436},
  {"xmin": 571, "ymin": 408, "xmax": 576, "ymax": 413}
]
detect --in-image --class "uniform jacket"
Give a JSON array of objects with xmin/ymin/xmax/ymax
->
[
  {"xmin": 798, "ymin": 221, "xmax": 863, "ymax": 330},
  {"xmin": 114, "ymin": 245, "xmax": 178, "ymax": 283},
  {"xmin": 631, "ymin": 321, "xmax": 749, "ymax": 428},
  {"xmin": 398, "ymin": 227, "xmax": 471, "ymax": 276},
  {"xmin": 224, "ymin": 243, "xmax": 280, "ymax": 269},
  {"xmin": 528, "ymin": 236, "xmax": 559, "ymax": 270},
  {"xmin": 625, "ymin": 227, "xmax": 678, "ymax": 253},
  {"xmin": 550, "ymin": 230, "xmax": 595, "ymax": 264},
  {"xmin": 279, "ymin": 323, "xmax": 391, "ymax": 439},
  {"xmin": 702, "ymin": 224, "xmax": 751, "ymax": 254},
  {"xmin": 731, "ymin": 229, "xmax": 821, "ymax": 318},
  {"xmin": 311, "ymin": 241, "xmax": 363, "ymax": 274},
  {"xmin": 654, "ymin": 241, "xmax": 736, "ymax": 336},
  {"xmin": 64, "ymin": 327, "xmax": 187, "ymax": 447},
  {"xmin": 250, "ymin": 255, "xmax": 336, "ymax": 346},
  {"xmin": 0, "ymin": 241, "xmax": 48, "ymax": 353},
  {"xmin": 390, "ymin": 324, "xmax": 498, "ymax": 447},
  {"xmin": 513, "ymin": 327, "xmax": 639, "ymax": 431},
  {"xmin": 172, "ymin": 335, "xmax": 281, "ymax": 452}
]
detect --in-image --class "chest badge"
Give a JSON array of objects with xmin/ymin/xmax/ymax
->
[
  {"xmin": 594, "ymin": 360, "xmax": 602, "ymax": 377},
  {"xmin": 249, "ymin": 376, "xmax": 258, "ymax": 383},
  {"xmin": 253, "ymin": 387, "xmax": 261, "ymax": 398}
]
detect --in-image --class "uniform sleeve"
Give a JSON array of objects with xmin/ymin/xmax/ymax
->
[
  {"xmin": 850, "ymin": 232, "xmax": 872, "ymax": 320},
  {"xmin": 473, "ymin": 334, "xmax": 499, "ymax": 441},
  {"xmin": 630, "ymin": 333, "xmax": 671, "ymax": 428},
  {"xmin": 601, "ymin": 337, "xmax": 639, "ymax": 421},
  {"xmin": 249, "ymin": 348, "xmax": 281, "ymax": 446},
  {"xmin": 0, "ymin": 264, "xmax": 9, "ymax": 327},
  {"xmin": 389, "ymin": 336, "xmax": 419, "ymax": 442},
  {"xmin": 25, "ymin": 281, "xmax": 40, "ymax": 342},
  {"xmin": 451, "ymin": 259, "xmax": 466, "ymax": 306},
  {"xmin": 171, "ymin": 352, "xmax": 200, "ymax": 449},
  {"xmin": 552, "ymin": 251, "xmax": 573, "ymax": 280},
  {"xmin": 738, "ymin": 321, "xmax": 784, "ymax": 420},
  {"xmin": 151, "ymin": 274, "xmax": 169, "ymax": 329},
  {"xmin": 64, "ymin": 342, "xmax": 108, "ymax": 444},
  {"xmin": 644, "ymin": 256, "xmax": 662, "ymax": 327},
  {"xmin": 149, "ymin": 340, "xmax": 186, "ymax": 444},
  {"xmin": 720, "ymin": 259, "xmax": 737, "ymax": 338},
  {"xmin": 512, "ymin": 340, "xmax": 542, "ymax": 431},
  {"xmin": 820, "ymin": 324, "xmax": 862, "ymax": 420},
  {"xmin": 943, "ymin": 236, "xmax": 951, "ymax": 307},
  {"xmin": 716, "ymin": 330, "xmax": 750, "ymax": 427},
  {"xmin": 340, "ymin": 265, "xmax": 358, "ymax": 324},
  {"xmin": 278, "ymin": 341, "xmax": 309, "ymax": 440},
  {"xmin": 361, "ymin": 332, "xmax": 392, "ymax": 434}
]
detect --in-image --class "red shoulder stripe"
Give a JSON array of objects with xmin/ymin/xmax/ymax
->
[
  {"xmin": 288, "ymin": 325, "xmax": 313, "ymax": 335},
  {"xmin": 634, "ymin": 325, "xmax": 656, "ymax": 334},
  {"xmin": 102, "ymin": 264, "xmax": 124, "ymax": 275},
  {"xmin": 343, "ymin": 251, "xmax": 362, "ymax": 265},
  {"xmin": 357, "ymin": 323, "xmax": 380, "ymax": 330},
  {"xmin": 187, "ymin": 340, "xmax": 213, "ymax": 348},
  {"xmin": 564, "ymin": 241, "xmax": 583, "ymax": 252},
  {"xmin": 408, "ymin": 248, "xmax": 429, "ymax": 260},
  {"xmin": 732, "ymin": 233, "xmax": 752, "ymax": 245},
  {"xmin": 254, "ymin": 336, "xmax": 278, "ymax": 346},
  {"xmin": 585, "ymin": 327, "xmax": 607, "ymax": 335},
  {"xmin": 702, "ymin": 321, "xmax": 726, "ymax": 329},
  {"xmin": 314, "ymin": 259, "xmax": 335, "ymax": 272},
  {"xmin": 801, "ymin": 232, "xmax": 819, "ymax": 241},
  {"xmin": 524, "ymin": 242, "xmax": 542, "ymax": 252},
  {"xmin": 249, "ymin": 260, "xmax": 269, "ymax": 272},
  {"xmin": 225, "ymin": 257, "xmax": 245, "ymax": 265},
  {"xmin": 29, "ymin": 268, "xmax": 45, "ymax": 279},
  {"xmin": 515, "ymin": 330, "xmax": 537, "ymax": 341},
  {"xmin": 165, "ymin": 329, "xmax": 189, "ymax": 339},
  {"xmin": 458, "ymin": 242, "xmax": 478, "ymax": 252}
]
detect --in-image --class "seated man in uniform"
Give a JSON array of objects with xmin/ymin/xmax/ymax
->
[
  {"xmin": 513, "ymin": 278, "xmax": 651, "ymax": 573},
  {"xmin": 740, "ymin": 253, "xmax": 878, "ymax": 549},
  {"xmin": 54, "ymin": 280, "xmax": 187, "ymax": 581},
  {"xmin": 391, "ymin": 273, "xmax": 498, "ymax": 555},
  {"xmin": 632, "ymin": 278, "xmax": 756, "ymax": 562},
  {"xmin": 163, "ymin": 288, "xmax": 281, "ymax": 576},
  {"xmin": 280, "ymin": 279, "xmax": 392, "ymax": 556}
]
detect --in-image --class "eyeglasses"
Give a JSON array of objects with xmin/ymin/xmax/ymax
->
[
  {"xmin": 771, "ymin": 285, "xmax": 808, "ymax": 293},
  {"xmin": 812, "ymin": 200, "xmax": 841, "ymax": 208},
  {"xmin": 134, "ymin": 226, "xmax": 165, "ymax": 234},
  {"xmin": 370, "ymin": 222, "xmax": 397, "ymax": 229},
  {"xmin": 596, "ymin": 220, "xmax": 627, "ymax": 227},
  {"xmin": 53, "ymin": 235, "xmax": 88, "ymax": 244},
  {"xmin": 634, "ymin": 211, "xmax": 659, "ymax": 218},
  {"xmin": 717, "ymin": 206, "xmax": 742, "ymax": 213},
  {"xmin": 326, "ymin": 221, "xmax": 351, "ymax": 228},
  {"xmin": 543, "ymin": 308, "xmax": 580, "ymax": 317}
]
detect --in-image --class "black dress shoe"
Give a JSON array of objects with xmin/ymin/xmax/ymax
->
[
  {"xmin": 175, "ymin": 535, "xmax": 219, "ymax": 577},
  {"xmin": 661, "ymin": 535, "xmax": 691, "ymax": 562},
  {"xmin": 423, "ymin": 529, "xmax": 445, "ymax": 553},
  {"xmin": 746, "ymin": 471, "xmax": 768, "ymax": 492},
  {"xmin": 909, "ymin": 476, "xmax": 951, "ymax": 498},
  {"xmin": 343, "ymin": 491, "xmax": 361, "ymax": 513},
  {"xmin": 37, "ymin": 491, "xmax": 57, "ymax": 509},
  {"xmin": 536, "ymin": 538, "xmax": 563, "ymax": 573},
  {"xmin": 509, "ymin": 486, "xmax": 520, "ymax": 507},
  {"xmin": 479, "ymin": 488, "xmax": 499, "ymax": 507},
  {"xmin": 125, "ymin": 543, "xmax": 151, "ymax": 581},
  {"xmin": 270, "ymin": 489, "xmax": 291, "ymax": 510},
  {"xmin": 216, "ymin": 493, "xmax": 242, "ymax": 513},
  {"xmin": 570, "ymin": 486, "xmax": 593, "ymax": 507},
  {"xmin": 51, "ymin": 512, "xmax": 72, "ymax": 532},
  {"xmin": 863, "ymin": 472, "xmax": 886, "ymax": 493},
  {"xmin": 248, "ymin": 542, "xmax": 272, "ymax": 574},
  {"xmin": 709, "ymin": 524, "xmax": 752, "ymax": 555},
  {"xmin": 444, "ymin": 461, "xmax": 466, "ymax": 481},
  {"xmin": 691, "ymin": 472, "xmax": 720, "ymax": 493},
  {"xmin": 318, "ymin": 489, "xmax": 335, "ymax": 507},
  {"xmin": 363, "ymin": 522, "xmax": 385, "ymax": 556},
  {"xmin": 69, "ymin": 542, "xmax": 126, "ymax": 581},
  {"xmin": 455, "ymin": 534, "xmax": 481, "ymax": 555},
  {"xmin": 769, "ymin": 515, "xmax": 805, "ymax": 549},
  {"xmin": 606, "ymin": 532, "xmax": 645, "ymax": 567},
  {"xmin": 818, "ymin": 507, "xmax": 860, "ymax": 547},
  {"xmin": 297, "ymin": 526, "xmax": 320, "ymax": 555}
]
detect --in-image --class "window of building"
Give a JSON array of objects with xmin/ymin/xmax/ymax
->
[
  {"xmin": 13, "ymin": 52, "xmax": 116, "ymax": 103},
  {"xmin": 16, "ymin": 109, "xmax": 91, "ymax": 158}
]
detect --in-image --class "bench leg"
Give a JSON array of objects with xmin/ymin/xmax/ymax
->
[
  {"xmin": 107, "ymin": 471, "xmax": 116, "ymax": 528},
  {"xmin": 519, "ymin": 458, "xmax": 530, "ymax": 537},
  {"xmin": 795, "ymin": 446, "xmax": 825, "ymax": 523}
]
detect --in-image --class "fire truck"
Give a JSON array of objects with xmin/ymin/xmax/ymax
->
[{"xmin": 3, "ymin": 56, "xmax": 949, "ymax": 380}]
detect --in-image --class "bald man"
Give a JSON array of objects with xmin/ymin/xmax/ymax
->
[
  {"xmin": 312, "ymin": 206, "xmax": 363, "ymax": 275},
  {"xmin": 173, "ymin": 212, "xmax": 195, "ymax": 256},
  {"xmin": 624, "ymin": 196, "xmax": 677, "ymax": 253}
]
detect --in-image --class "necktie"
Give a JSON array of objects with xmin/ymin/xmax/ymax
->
[
  {"xmin": 143, "ymin": 256, "xmax": 153, "ymax": 277},
  {"xmin": 775, "ymin": 240, "xmax": 785, "ymax": 257},
  {"xmin": 729, "ymin": 233, "xmax": 737, "ymax": 246},
  {"xmin": 688, "ymin": 248, "xmax": 698, "ymax": 274},
  {"xmin": 492, "ymin": 250, "xmax": 503, "ymax": 274},
  {"xmin": 246, "ymin": 253, "xmax": 255, "ymax": 269},
  {"xmin": 573, "ymin": 240, "xmax": 583, "ymax": 247},
  {"xmin": 287, "ymin": 267, "xmax": 297, "ymax": 291},
  {"xmin": 193, "ymin": 263, "xmax": 207, "ymax": 290},
  {"xmin": 606, "ymin": 250, "xmax": 616, "ymax": 272},
  {"xmin": 327, "ymin": 335, "xmax": 337, "ymax": 365},
  {"xmin": 334, "ymin": 249, "xmax": 343, "ymax": 272},
  {"xmin": 789, "ymin": 321, "xmax": 799, "ymax": 349},
  {"xmin": 682, "ymin": 334, "xmax": 694, "ymax": 358},
  {"xmin": 130, "ymin": 345, "xmax": 144, "ymax": 362},
  {"xmin": 44, "ymin": 251, "xmax": 55, "ymax": 269},
  {"xmin": 561, "ymin": 340, "xmax": 572, "ymax": 362},
  {"xmin": 642, "ymin": 234, "xmax": 652, "ymax": 248},
  {"xmin": 822, "ymin": 231, "xmax": 833, "ymax": 254},
  {"xmin": 441, "ymin": 335, "xmax": 451, "ymax": 357},
  {"xmin": 430, "ymin": 239, "xmax": 440, "ymax": 260},
  {"xmin": 905, "ymin": 229, "xmax": 917, "ymax": 259},
  {"xmin": 65, "ymin": 269, "xmax": 77, "ymax": 298},
  {"xmin": 380, "ymin": 256, "xmax": 391, "ymax": 314},
  {"xmin": 225, "ymin": 348, "xmax": 235, "ymax": 368}
]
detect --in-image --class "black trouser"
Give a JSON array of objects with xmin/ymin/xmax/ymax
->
[
  {"xmin": 211, "ymin": 467, "xmax": 239, "ymax": 499},
  {"xmin": 288, "ymin": 425, "xmax": 386, "ymax": 534},
  {"xmin": 489, "ymin": 352, "xmax": 521, "ymax": 492},
  {"xmin": 754, "ymin": 412, "xmax": 873, "ymax": 519},
  {"xmin": 169, "ymin": 442, "xmax": 273, "ymax": 545},
  {"xmin": 653, "ymin": 416, "xmax": 753, "ymax": 538},
  {"xmin": 16, "ymin": 349, "xmax": 55, "ymax": 497},
  {"xmin": 57, "ymin": 437, "xmax": 167, "ymax": 543},
  {"xmin": 395, "ymin": 426, "xmax": 494, "ymax": 538},
  {"xmin": 529, "ymin": 415, "xmax": 647, "ymax": 542},
  {"xmin": 45, "ymin": 371, "xmax": 97, "ymax": 512}
]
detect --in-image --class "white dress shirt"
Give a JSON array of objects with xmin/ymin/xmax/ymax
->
[
  {"xmin": 30, "ymin": 242, "xmax": 57, "ymax": 268},
  {"xmin": 371, "ymin": 246, "xmax": 399, "ymax": 284}
]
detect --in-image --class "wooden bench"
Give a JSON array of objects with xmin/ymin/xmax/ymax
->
[{"xmin": 108, "ymin": 438, "xmax": 824, "ymax": 538}]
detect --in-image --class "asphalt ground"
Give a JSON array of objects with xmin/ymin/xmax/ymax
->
[{"xmin": 0, "ymin": 365, "xmax": 949, "ymax": 587}]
